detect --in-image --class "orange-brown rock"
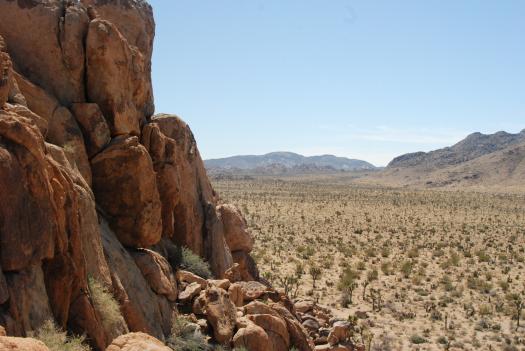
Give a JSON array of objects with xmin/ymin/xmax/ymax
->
[
  {"xmin": 0, "ymin": 336, "xmax": 50, "ymax": 351},
  {"xmin": 46, "ymin": 106, "xmax": 92, "ymax": 186},
  {"xmin": 231, "ymin": 250, "xmax": 260, "ymax": 281},
  {"xmin": 178, "ymin": 282, "xmax": 202, "ymax": 305},
  {"xmin": 217, "ymin": 204, "xmax": 254, "ymax": 252},
  {"xmin": 237, "ymin": 281, "xmax": 269, "ymax": 302},
  {"xmin": 271, "ymin": 303, "xmax": 315, "ymax": 351},
  {"xmin": 233, "ymin": 321, "xmax": 270, "ymax": 351},
  {"xmin": 203, "ymin": 286, "xmax": 237, "ymax": 344},
  {"xmin": 176, "ymin": 270, "xmax": 208, "ymax": 289},
  {"xmin": 247, "ymin": 314, "xmax": 291, "ymax": 351},
  {"xmin": 0, "ymin": 110, "xmax": 56, "ymax": 272},
  {"xmin": 101, "ymin": 219, "xmax": 167, "ymax": 340},
  {"xmin": 92, "ymin": 136, "xmax": 162, "ymax": 248},
  {"xmin": 71, "ymin": 103, "xmax": 111, "ymax": 157},
  {"xmin": 131, "ymin": 249, "xmax": 178, "ymax": 301},
  {"xmin": 145, "ymin": 114, "xmax": 234, "ymax": 277},
  {"xmin": 4, "ymin": 265, "xmax": 53, "ymax": 336},
  {"xmin": 106, "ymin": 332, "xmax": 172, "ymax": 351},
  {"xmin": 86, "ymin": 18, "xmax": 149, "ymax": 136},
  {"xmin": 0, "ymin": 43, "xmax": 12, "ymax": 106},
  {"xmin": 228, "ymin": 283, "xmax": 244, "ymax": 307},
  {"xmin": 81, "ymin": 0, "xmax": 155, "ymax": 118},
  {"xmin": 0, "ymin": 1, "xmax": 88, "ymax": 106},
  {"xmin": 3, "ymin": 104, "xmax": 47, "ymax": 136}
]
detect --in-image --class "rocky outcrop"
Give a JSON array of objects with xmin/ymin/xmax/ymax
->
[
  {"xmin": 106, "ymin": 332, "xmax": 171, "ymax": 351},
  {"xmin": 0, "ymin": 1, "xmax": 277, "ymax": 350},
  {"xmin": 91, "ymin": 136, "xmax": 162, "ymax": 248}
]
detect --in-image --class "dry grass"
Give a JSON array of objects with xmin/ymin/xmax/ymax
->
[
  {"xmin": 33, "ymin": 320, "xmax": 91, "ymax": 351},
  {"xmin": 213, "ymin": 176, "xmax": 525, "ymax": 351}
]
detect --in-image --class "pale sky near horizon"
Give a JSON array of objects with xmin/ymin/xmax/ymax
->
[{"xmin": 148, "ymin": 0, "xmax": 524, "ymax": 166}]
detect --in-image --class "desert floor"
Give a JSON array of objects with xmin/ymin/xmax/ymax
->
[{"xmin": 213, "ymin": 175, "xmax": 525, "ymax": 351}]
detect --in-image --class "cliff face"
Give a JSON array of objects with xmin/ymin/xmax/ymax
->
[{"xmin": 0, "ymin": 0, "xmax": 263, "ymax": 349}]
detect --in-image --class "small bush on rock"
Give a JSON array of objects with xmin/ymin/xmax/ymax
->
[
  {"xmin": 181, "ymin": 247, "xmax": 212, "ymax": 278},
  {"xmin": 33, "ymin": 320, "xmax": 91, "ymax": 351},
  {"xmin": 167, "ymin": 315, "xmax": 209, "ymax": 351},
  {"xmin": 88, "ymin": 277, "xmax": 123, "ymax": 331}
]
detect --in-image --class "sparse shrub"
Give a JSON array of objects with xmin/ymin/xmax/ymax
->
[
  {"xmin": 88, "ymin": 277, "xmax": 122, "ymax": 331},
  {"xmin": 33, "ymin": 320, "xmax": 91, "ymax": 351},
  {"xmin": 400, "ymin": 260, "xmax": 413, "ymax": 278},
  {"xmin": 181, "ymin": 247, "xmax": 212, "ymax": 278},
  {"xmin": 167, "ymin": 315, "xmax": 209, "ymax": 351},
  {"xmin": 410, "ymin": 334, "xmax": 427, "ymax": 344}
]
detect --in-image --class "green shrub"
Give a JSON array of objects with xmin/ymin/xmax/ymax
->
[
  {"xmin": 167, "ymin": 315, "xmax": 209, "ymax": 351},
  {"xmin": 88, "ymin": 277, "xmax": 122, "ymax": 331},
  {"xmin": 33, "ymin": 320, "xmax": 91, "ymax": 351},
  {"xmin": 410, "ymin": 334, "xmax": 427, "ymax": 344},
  {"xmin": 181, "ymin": 247, "xmax": 212, "ymax": 278}
]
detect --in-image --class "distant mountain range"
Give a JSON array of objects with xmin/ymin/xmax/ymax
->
[
  {"xmin": 205, "ymin": 152, "xmax": 376, "ymax": 175},
  {"xmin": 365, "ymin": 129, "xmax": 525, "ymax": 190}
]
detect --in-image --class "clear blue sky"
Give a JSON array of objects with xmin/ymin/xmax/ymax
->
[{"xmin": 149, "ymin": 0, "xmax": 524, "ymax": 166}]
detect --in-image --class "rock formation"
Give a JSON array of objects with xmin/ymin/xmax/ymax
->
[{"xmin": 0, "ymin": 0, "xmax": 313, "ymax": 350}]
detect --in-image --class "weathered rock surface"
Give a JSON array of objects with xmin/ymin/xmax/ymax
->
[
  {"xmin": 92, "ymin": 136, "xmax": 162, "ymax": 248},
  {"xmin": 247, "ymin": 314, "xmax": 291, "ymax": 351},
  {"xmin": 101, "ymin": 219, "xmax": 167, "ymax": 339},
  {"xmin": 232, "ymin": 321, "xmax": 270, "ymax": 351},
  {"xmin": 86, "ymin": 19, "xmax": 148, "ymax": 136},
  {"xmin": 0, "ymin": 1, "xmax": 88, "ymax": 106},
  {"xmin": 203, "ymin": 286, "xmax": 237, "ymax": 344},
  {"xmin": 106, "ymin": 332, "xmax": 171, "ymax": 351},
  {"xmin": 71, "ymin": 103, "xmax": 111, "ymax": 157},
  {"xmin": 131, "ymin": 249, "xmax": 177, "ymax": 301},
  {"xmin": 218, "ymin": 204, "xmax": 254, "ymax": 252},
  {"xmin": 0, "ymin": 336, "xmax": 50, "ymax": 351}
]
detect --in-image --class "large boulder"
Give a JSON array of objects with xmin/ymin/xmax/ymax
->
[
  {"xmin": 81, "ymin": 0, "xmax": 155, "ymax": 118},
  {"xmin": 247, "ymin": 314, "xmax": 291, "ymax": 351},
  {"xmin": 101, "ymin": 219, "xmax": 167, "ymax": 339},
  {"xmin": 0, "ymin": 336, "xmax": 50, "ymax": 351},
  {"xmin": 217, "ymin": 204, "xmax": 254, "ymax": 252},
  {"xmin": 203, "ymin": 286, "xmax": 237, "ymax": 344},
  {"xmin": 131, "ymin": 249, "xmax": 178, "ymax": 302},
  {"xmin": 86, "ymin": 18, "xmax": 150, "ymax": 135},
  {"xmin": 91, "ymin": 136, "xmax": 162, "ymax": 248},
  {"xmin": 0, "ymin": 1, "xmax": 88, "ymax": 106},
  {"xmin": 0, "ymin": 110, "xmax": 56, "ymax": 272},
  {"xmin": 233, "ymin": 321, "xmax": 270, "ymax": 351},
  {"xmin": 107, "ymin": 332, "xmax": 172, "ymax": 351},
  {"xmin": 143, "ymin": 115, "xmax": 234, "ymax": 277}
]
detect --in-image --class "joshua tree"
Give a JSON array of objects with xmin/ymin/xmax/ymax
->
[
  {"xmin": 339, "ymin": 267, "xmax": 360, "ymax": 306},
  {"xmin": 362, "ymin": 269, "xmax": 379, "ymax": 301},
  {"xmin": 309, "ymin": 265, "xmax": 322, "ymax": 289},
  {"xmin": 507, "ymin": 292, "xmax": 524, "ymax": 331}
]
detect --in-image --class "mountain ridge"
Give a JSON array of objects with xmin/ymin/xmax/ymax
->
[{"xmin": 205, "ymin": 151, "xmax": 376, "ymax": 172}]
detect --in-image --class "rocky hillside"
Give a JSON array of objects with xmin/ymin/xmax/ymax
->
[
  {"xmin": 388, "ymin": 130, "xmax": 525, "ymax": 169},
  {"xmin": 0, "ymin": 1, "xmax": 351, "ymax": 350},
  {"xmin": 364, "ymin": 130, "xmax": 525, "ymax": 190},
  {"xmin": 206, "ymin": 152, "xmax": 376, "ymax": 174}
]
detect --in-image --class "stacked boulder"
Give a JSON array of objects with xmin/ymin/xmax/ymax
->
[
  {"xmin": 176, "ymin": 270, "xmax": 315, "ymax": 351},
  {"xmin": 0, "ymin": 0, "xmax": 260, "ymax": 350},
  {"xmin": 293, "ymin": 299, "xmax": 365, "ymax": 351}
]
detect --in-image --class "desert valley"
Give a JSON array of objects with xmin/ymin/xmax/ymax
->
[{"xmin": 0, "ymin": 1, "xmax": 523, "ymax": 351}]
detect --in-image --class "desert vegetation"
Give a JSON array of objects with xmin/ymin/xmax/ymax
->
[{"xmin": 213, "ymin": 176, "xmax": 525, "ymax": 350}]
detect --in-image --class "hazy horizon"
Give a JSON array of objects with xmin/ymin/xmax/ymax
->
[{"xmin": 149, "ymin": 1, "xmax": 525, "ymax": 166}]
